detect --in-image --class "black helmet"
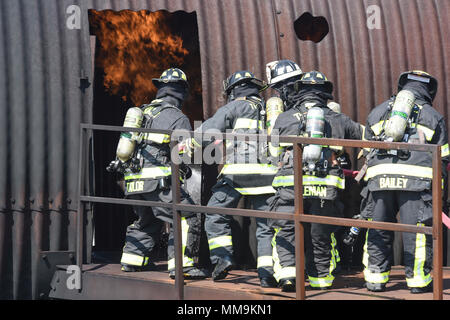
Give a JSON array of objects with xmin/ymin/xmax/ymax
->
[
  {"xmin": 223, "ymin": 70, "xmax": 267, "ymax": 95},
  {"xmin": 398, "ymin": 70, "xmax": 438, "ymax": 101},
  {"xmin": 152, "ymin": 68, "xmax": 188, "ymax": 89},
  {"xmin": 266, "ymin": 59, "xmax": 303, "ymax": 90},
  {"xmin": 299, "ymin": 70, "xmax": 333, "ymax": 93}
]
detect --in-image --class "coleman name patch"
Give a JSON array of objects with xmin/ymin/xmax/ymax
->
[
  {"xmin": 303, "ymin": 185, "xmax": 327, "ymax": 197},
  {"xmin": 379, "ymin": 177, "xmax": 408, "ymax": 189}
]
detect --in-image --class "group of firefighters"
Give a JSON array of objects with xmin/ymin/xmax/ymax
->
[{"xmin": 107, "ymin": 60, "xmax": 449, "ymax": 294}]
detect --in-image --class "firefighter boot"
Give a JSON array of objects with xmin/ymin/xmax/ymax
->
[
  {"xmin": 212, "ymin": 257, "xmax": 234, "ymax": 281},
  {"xmin": 169, "ymin": 266, "xmax": 209, "ymax": 280},
  {"xmin": 365, "ymin": 282, "xmax": 386, "ymax": 292},
  {"xmin": 121, "ymin": 262, "xmax": 156, "ymax": 272},
  {"xmin": 260, "ymin": 276, "xmax": 278, "ymax": 288},
  {"xmin": 279, "ymin": 278, "xmax": 296, "ymax": 292},
  {"xmin": 410, "ymin": 281, "xmax": 433, "ymax": 294}
]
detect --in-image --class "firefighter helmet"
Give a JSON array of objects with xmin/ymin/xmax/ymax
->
[
  {"xmin": 152, "ymin": 68, "xmax": 188, "ymax": 89},
  {"xmin": 299, "ymin": 71, "xmax": 333, "ymax": 93},
  {"xmin": 398, "ymin": 70, "xmax": 438, "ymax": 101},
  {"xmin": 223, "ymin": 70, "xmax": 267, "ymax": 95},
  {"xmin": 266, "ymin": 60, "xmax": 303, "ymax": 90}
]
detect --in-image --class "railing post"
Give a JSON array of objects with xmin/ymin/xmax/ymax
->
[
  {"xmin": 76, "ymin": 125, "xmax": 87, "ymax": 290},
  {"xmin": 170, "ymin": 139, "xmax": 184, "ymax": 300},
  {"xmin": 293, "ymin": 142, "xmax": 306, "ymax": 300},
  {"xmin": 432, "ymin": 146, "xmax": 443, "ymax": 300}
]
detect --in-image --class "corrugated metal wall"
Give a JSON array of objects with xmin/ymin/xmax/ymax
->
[
  {"xmin": 0, "ymin": 0, "xmax": 448, "ymax": 299},
  {"xmin": 0, "ymin": 0, "xmax": 93, "ymax": 299}
]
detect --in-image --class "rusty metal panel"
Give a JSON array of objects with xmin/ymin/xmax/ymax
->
[
  {"xmin": 272, "ymin": 0, "xmax": 449, "ymax": 130},
  {"xmin": 0, "ymin": 0, "xmax": 449, "ymax": 300}
]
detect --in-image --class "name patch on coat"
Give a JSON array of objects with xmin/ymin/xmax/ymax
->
[
  {"xmin": 379, "ymin": 177, "xmax": 408, "ymax": 189},
  {"xmin": 303, "ymin": 185, "xmax": 327, "ymax": 197},
  {"xmin": 127, "ymin": 181, "xmax": 144, "ymax": 193}
]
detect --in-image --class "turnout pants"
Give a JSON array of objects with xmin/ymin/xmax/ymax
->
[
  {"xmin": 121, "ymin": 187, "xmax": 201, "ymax": 271},
  {"xmin": 205, "ymin": 179, "xmax": 275, "ymax": 278},
  {"xmin": 268, "ymin": 191, "xmax": 341, "ymax": 288},
  {"xmin": 361, "ymin": 190, "xmax": 433, "ymax": 288}
]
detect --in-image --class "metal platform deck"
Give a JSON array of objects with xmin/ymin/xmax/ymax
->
[{"xmin": 48, "ymin": 264, "xmax": 450, "ymax": 300}]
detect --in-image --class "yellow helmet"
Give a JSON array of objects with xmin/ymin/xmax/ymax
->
[{"xmin": 152, "ymin": 68, "xmax": 188, "ymax": 89}]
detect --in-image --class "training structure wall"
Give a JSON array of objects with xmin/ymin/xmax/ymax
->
[{"xmin": 0, "ymin": 0, "xmax": 448, "ymax": 299}]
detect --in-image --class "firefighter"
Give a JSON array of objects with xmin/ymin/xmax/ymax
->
[
  {"xmin": 181, "ymin": 70, "xmax": 279, "ymax": 287},
  {"xmin": 266, "ymin": 62, "xmax": 363, "ymax": 292},
  {"xmin": 108, "ymin": 68, "xmax": 207, "ymax": 279},
  {"xmin": 360, "ymin": 70, "xmax": 449, "ymax": 293}
]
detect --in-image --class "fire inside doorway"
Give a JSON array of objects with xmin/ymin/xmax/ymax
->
[{"xmin": 88, "ymin": 9, "xmax": 210, "ymax": 265}]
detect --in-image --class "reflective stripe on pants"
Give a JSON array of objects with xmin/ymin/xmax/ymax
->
[{"xmin": 167, "ymin": 217, "xmax": 195, "ymax": 271}]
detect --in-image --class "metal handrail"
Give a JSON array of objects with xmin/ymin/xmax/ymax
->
[{"xmin": 77, "ymin": 123, "xmax": 443, "ymax": 300}]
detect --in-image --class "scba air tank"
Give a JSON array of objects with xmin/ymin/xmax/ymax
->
[
  {"xmin": 303, "ymin": 107, "xmax": 325, "ymax": 171},
  {"xmin": 266, "ymin": 97, "xmax": 284, "ymax": 135},
  {"xmin": 384, "ymin": 90, "xmax": 415, "ymax": 142},
  {"xmin": 116, "ymin": 107, "xmax": 144, "ymax": 162}
]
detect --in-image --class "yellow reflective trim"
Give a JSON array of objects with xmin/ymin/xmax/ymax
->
[
  {"xmin": 308, "ymin": 274, "xmax": 334, "ymax": 288},
  {"xmin": 233, "ymin": 118, "xmax": 264, "ymax": 130},
  {"xmin": 272, "ymin": 175, "xmax": 345, "ymax": 189},
  {"xmin": 412, "ymin": 124, "xmax": 435, "ymax": 141},
  {"xmin": 190, "ymin": 138, "xmax": 202, "ymax": 148},
  {"xmin": 272, "ymin": 175, "xmax": 294, "ymax": 187},
  {"xmin": 272, "ymin": 226, "xmax": 296, "ymax": 281},
  {"xmin": 220, "ymin": 163, "xmax": 278, "ymax": 175},
  {"xmin": 234, "ymin": 186, "xmax": 276, "ymax": 195},
  {"xmin": 280, "ymin": 142, "xmax": 293, "ymax": 147},
  {"xmin": 441, "ymin": 143, "xmax": 449, "ymax": 158},
  {"xmin": 269, "ymin": 143, "xmax": 283, "ymax": 157},
  {"xmin": 275, "ymin": 266, "xmax": 296, "ymax": 281},
  {"xmin": 328, "ymin": 145, "xmax": 343, "ymax": 152},
  {"xmin": 272, "ymin": 228, "xmax": 282, "ymax": 282},
  {"xmin": 364, "ymin": 269, "xmax": 390, "ymax": 284},
  {"xmin": 365, "ymin": 164, "xmax": 432, "ymax": 180},
  {"xmin": 371, "ymin": 121, "xmax": 385, "ymax": 136},
  {"xmin": 406, "ymin": 223, "xmax": 432, "ymax": 288},
  {"xmin": 143, "ymin": 132, "xmax": 171, "ymax": 144},
  {"xmin": 331, "ymin": 232, "xmax": 340, "ymax": 264},
  {"xmin": 168, "ymin": 217, "xmax": 194, "ymax": 270},
  {"xmin": 361, "ymin": 124, "xmax": 366, "ymax": 140},
  {"xmin": 168, "ymin": 256, "xmax": 194, "ymax": 270},
  {"xmin": 257, "ymin": 256, "xmax": 274, "ymax": 269},
  {"xmin": 303, "ymin": 175, "xmax": 345, "ymax": 189},
  {"xmin": 363, "ymin": 219, "xmax": 390, "ymax": 284},
  {"xmin": 208, "ymin": 235, "xmax": 233, "ymax": 250},
  {"xmin": 120, "ymin": 252, "xmax": 148, "ymax": 266},
  {"xmin": 124, "ymin": 166, "xmax": 171, "ymax": 180},
  {"xmin": 362, "ymin": 224, "xmax": 369, "ymax": 268}
]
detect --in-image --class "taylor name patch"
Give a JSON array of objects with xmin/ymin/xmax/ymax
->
[{"xmin": 126, "ymin": 181, "xmax": 144, "ymax": 193}]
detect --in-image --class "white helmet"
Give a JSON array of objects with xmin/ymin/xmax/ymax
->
[{"xmin": 266, "ymin": 59, "xmax": 302, "ymax": 90}]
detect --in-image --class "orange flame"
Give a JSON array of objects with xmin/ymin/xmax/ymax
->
[{"xmin": 90, "ymin": 10, "xmax": 189, "ymax": 106}]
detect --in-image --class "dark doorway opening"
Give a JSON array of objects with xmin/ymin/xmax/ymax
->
[
  {"xmin": 88, "ymin": 9, "xmax": 207, "ymax": 264},
  {"xmin": 294, "ymin": 12, "xmax": 329, "ymax": 43}
]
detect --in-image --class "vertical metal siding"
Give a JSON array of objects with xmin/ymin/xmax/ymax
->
[
  {"xmin": 0, "ymin": 0, "xmax": 448, "ymax": 299},
  {"xmin": 0, "ymin": 0, "xmax": 93, "ymax": 299}
]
